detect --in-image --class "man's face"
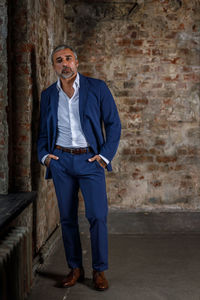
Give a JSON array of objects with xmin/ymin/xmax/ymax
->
[{"xmin": 52, "ymin": 48, "xmax": 79, "ymax": 80}]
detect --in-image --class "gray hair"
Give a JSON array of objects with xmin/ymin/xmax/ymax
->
[{"xmin": 51, "ymin": 44, "xmax": 78, "ymax": 64}]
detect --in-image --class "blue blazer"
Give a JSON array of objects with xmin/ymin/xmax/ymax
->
[{"xmin": 37, "ymin": 73, "xmax": 121, "ymax": 179}]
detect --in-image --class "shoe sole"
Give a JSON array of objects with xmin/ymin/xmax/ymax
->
[
  {"xmin": 95, "ymin": 286, "xmax": 109, "ymax": 291},
  {"xmin": 62, "ymin": 275, "xmax": 85, "ymax": 288}
]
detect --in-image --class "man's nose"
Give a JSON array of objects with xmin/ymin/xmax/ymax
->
[{"xmin": 62, "ymin": 59, "xmax": 69, "ymax": 67}]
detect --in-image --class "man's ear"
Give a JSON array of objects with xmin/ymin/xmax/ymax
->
[{"xmin": 76, "ymin": 60, "xmax": 79, "ymax": 68}]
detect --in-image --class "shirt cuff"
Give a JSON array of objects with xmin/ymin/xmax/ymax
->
[
  {"xmin": 41, "ymin": 154, "xmax": 49, "ymax": 165},
  {"xmin": 99, "ymin": 154, "xmax": 109, "ymax": 165}
]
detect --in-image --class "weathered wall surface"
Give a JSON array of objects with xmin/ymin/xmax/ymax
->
[
  {"xmin": 6, "ymin": 0, "xmax": 65, "ymax": 252},
  {"xmin": 29, "ymin": 0, "xmax": 65, "ymax": 252},
  {"xmin": 0, "ymin": 0, "xmax": 199, "ymax": 256},
  {"xmin": 65, "ymin": 0, "xmax": 200, "ymax": 211},
  {"xmin": 0, "ymin": 0, "xmax": 8, "ymax": 193}
]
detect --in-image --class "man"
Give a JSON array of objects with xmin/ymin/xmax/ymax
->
[{"xmin": 37, "ymin": 45, "xmax": 121, "ymax": 291}]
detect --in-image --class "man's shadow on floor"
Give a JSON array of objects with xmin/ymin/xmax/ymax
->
[{"xmin": 37, "ymin": 270, "xmax": 94, "ymax": 290}]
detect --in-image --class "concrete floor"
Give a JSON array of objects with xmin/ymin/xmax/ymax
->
[{"xmin": 28, "ymin": 213, "xmax": 200, "ymax": 300}]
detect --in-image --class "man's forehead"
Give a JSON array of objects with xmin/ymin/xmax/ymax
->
[{"xmin": 53, "ymin": 48, "xmax": 75, "ymax": 58}]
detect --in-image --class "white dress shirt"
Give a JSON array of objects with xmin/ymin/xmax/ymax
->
[{"xmin": 56, "ymin": 73, "xmax": 88, "ymax": 148}]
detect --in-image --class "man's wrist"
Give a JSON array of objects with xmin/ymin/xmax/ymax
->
[
  {"xmin": 98, "ymin": 157, "xmax": 107, "ymax": 168},
  {"xmin": 44, "ymin": 156, "xmax": 51, "ymax": 167},
  {"xmin": 41, "ymin": 154, "xmax": 49, "ymax": 165},
  {"xmin": 99, "ymin": 154, "xmax": 109, "ymax": 165}
]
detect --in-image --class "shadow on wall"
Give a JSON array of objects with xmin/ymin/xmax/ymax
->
[
  {"xmin": 30, "ymin": 47, "xmax": 40, "ymax": 256},
  {"xmin": 64, "ymin": 0, "xmax": 183, "ymax": 48},
  {"xmin": 64, "ymin": 0, "xmax": 141, "ymax": 46},
  {"xmin": 31, "ymin": 47, "xmax": 40, "ymax": 192}
]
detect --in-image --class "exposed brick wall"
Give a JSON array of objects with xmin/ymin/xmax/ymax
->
[
  {"xmin": 9, "ymin": 0, "xmax": 33, "ymax": 192},
  {"xmin": 29, "ymin": 0, "xmax": 65, "ymax": 251},
  {"xmin": 30, "ymin": 0, "xmax": 65, "ymax": 251},
  {"xmin": 6, "ymin": 0, "xmax": 65, "ymax": 252},
  {"xmin": 65, "ymin": 0, "xmax": 200, "ymax": 211},
  {"xmin": 0, "ymin": 0, "xmax": 8, "ymax": 193},
  {"xmin": 1, "ymin": 0, "xmax": 199, "ymax": 256}
]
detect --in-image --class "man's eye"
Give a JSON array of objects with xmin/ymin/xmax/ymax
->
[{"xmin": 56, "ymin": 59, "xmax": 62, "ymax": 63}]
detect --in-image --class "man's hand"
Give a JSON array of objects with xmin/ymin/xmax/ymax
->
[
  {"xmin": 88, "ymin": 155, "xmax": 107, "ymax": 169},
  {"xmin": 44, "ymin": 154, "xmax": 59, "ymax": 168}
]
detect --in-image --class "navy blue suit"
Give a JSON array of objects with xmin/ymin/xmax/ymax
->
[{"xmin": 37, "ymin": 74, "xmax": 121, "ymax": 271}]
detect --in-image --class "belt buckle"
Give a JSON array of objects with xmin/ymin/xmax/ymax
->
[{"xmin": 70, "ymin": 148, "xmax": 73, "ymax": 154}]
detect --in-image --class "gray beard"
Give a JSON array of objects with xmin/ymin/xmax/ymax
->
[
  {"xmin": 56, "ymin": 70, "xmax": 75, "ymax": 79},
  {"xmin": 60, "ymin": 72, "xmax": 74, "ymax": 79}
]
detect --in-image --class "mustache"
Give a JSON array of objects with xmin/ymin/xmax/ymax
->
[{"xmin": 62, "ymin": 66, "xmax": 72, "ymax": 72}]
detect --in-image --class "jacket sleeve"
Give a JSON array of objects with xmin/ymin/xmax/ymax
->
[
  {"xmin": 99, "ymin": 81, "xmax": 121, "ymax": 162},
  {"xmin": 37, "ymin": 91, "xmax": 49, "ymax": 163}
]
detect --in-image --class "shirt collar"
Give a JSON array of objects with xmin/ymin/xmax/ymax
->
[{"xmin": 57, "ymin": 72, "xmax": 80, "ymax": 91}]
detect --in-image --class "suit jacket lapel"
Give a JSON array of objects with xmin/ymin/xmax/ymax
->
[{"xmin": 79, "ymin": 74, "xmax": 89, "ymax": 130}]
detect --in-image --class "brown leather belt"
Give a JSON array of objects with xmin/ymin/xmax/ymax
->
[{"xmin": 55, "ymin": 145, "xmax": 92, "ymax": 154}]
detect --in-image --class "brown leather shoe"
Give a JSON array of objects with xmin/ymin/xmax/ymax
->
[
  {"xmin": 61, "ymin": 268, "xmax": 85, "ymax": 288},
  {"xmin": 93, "ymin": 270, "xmax": 109, "ymax": 291}
]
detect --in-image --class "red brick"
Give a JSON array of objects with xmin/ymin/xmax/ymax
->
[
  {"xmin": 125, "ymin": 49, "xmax": 143, "ymax": 56},
  {"xmin": 164, "ymin": 74, "xmax": 179, "ymax": 81},
  {"xmin": 136, "ymin": 99, "xmax": 148, "ymax": 105},
  {"xmin": 178, "ymin": 23, "xmax": 185, "ymax": 30},
  {"xmin": 184, "ymin": 73, "xmax": 199, "ymax": 82},
  {"xmin": 135, "ymin": 148, "xmax": 148, "ymax": 155},
  {"xmin": 117, "ymin": 39, "xmax": 131, "ymax": 46},
  {"xmin": 156, "ymin": 156, "xmax": 177, "ymax": 163},
  {"xmin": 133, "ymin": 40, "xmax": 143, "ymax": 46},
  {"xmin": 114, "ymin": 71, "xmax": 128, "ymax": 79},
  {"xmin": 163, "ymin": 99, "xmax": 172, "ymax": 105},
  {"xmin": 131, "ymin": 31, "xmax": 137, "ymax": 38},
  {"xmin": 170, "ymin": 57, "xmax": 180, "ymax": 64},
  {"xmin": 141, "ymin": 65, "xmax": 150, "ymax": 72},
  {"xmin": 132, "ymin": 172, "xmax": 139, "ymax": 179},
  {"xmin": 136, "ymin": 139, "xmax": 144, "ymax": 145},
  {"xmin": 166, "ymin": 14, "xmax": 178, "ymax": 21},
  {"xmin": 122, "ymin": 98, "xmax": 136, "ymax": 105},
  {"xmin": 123, "ymin": 148, "xmax": 134, "ymax": 155},
  {"xmin": 129, "ymin": 106, "xmax": 144, "ymax": 113},
  {"xmin": 16, "ymin": 43, "xmax": 33, "ymax": 53},
  {"xmin": 130, "ymin": 156, "xmax": 153, "ymax": 163},
  {"xmin": 174, "ymin": 165, "xmax": 184, "ymax": 171},
  {"xmin": 155, "ymin": 139, "xmax": 166, "ymax": 146},
  {"xmin": 147, "ymin": 164, "xmax": 159, "ymax": 171},
  {"xmin": 165, "ymin": 31, "xmax": 177, "ymax": 39},
  {"xmin": 147, "ymin": 40, "xmax": 155, "ymax": 46},
  {"xmin": 16, "ymin": 65, "xmax": 30, "ymax": 75},
  {"xmin": 150, "ymin": 180, "xmax": 162, "ymax": 187}
]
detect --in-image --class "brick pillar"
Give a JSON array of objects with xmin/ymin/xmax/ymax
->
[
  {"xmin": 8, "ymin": 0, "xmax": 33, "ymax": 191},
  {"xmin": 0, "ymin": 0, "xmax": 8, "ymax": 194}
]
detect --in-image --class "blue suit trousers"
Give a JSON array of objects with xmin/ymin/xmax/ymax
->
[{"xmin": 49, "ymin": 148, "xmax": 108, "ymax": 272}]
